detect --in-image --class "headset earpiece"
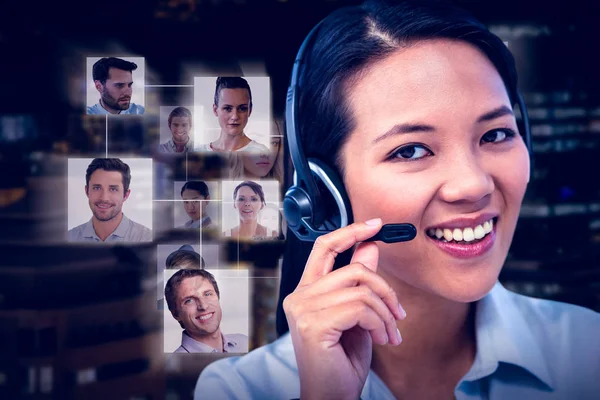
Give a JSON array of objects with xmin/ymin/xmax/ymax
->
[{"xmin": 283, "ymin": 158, "xmax": 352, "ymax": 241}]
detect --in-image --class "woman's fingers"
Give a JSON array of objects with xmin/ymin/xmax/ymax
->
[
  {"xmin": 298, "ymin": 262, "xmax": 406, "ymax": 321},
  {"xmin": 295, "ymin": 300, "xmax": 393, "ymax": 346},
  {"xmin": 351, "ymin": 241, "xmax": 379, "ymax": 272},
  {"xmin": 298, "ymin": 219, "xmax": 383, "ymax": 287},
  {"xmin": 286, "ymin": 286, "xmax": 402, "ymax": 346}
]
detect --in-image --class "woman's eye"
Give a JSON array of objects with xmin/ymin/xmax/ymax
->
[
  {"xmin": 481, "ymin": 128, "xmax": 516, "ymax": 144},
  {"xmin": 390, "ymin": 144, "xmax": 432, "ymax": 161}
]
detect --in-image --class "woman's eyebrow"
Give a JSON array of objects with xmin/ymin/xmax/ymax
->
[
  {"xmin": 372, "ymin": 123, "xmax": 435, "ymax": 144},
  {"xmin": 476, "ymin": 105, "xmax": 514, "ymax": 123},
  {"xmin": 371, "ymin": 105, "xmax": 514, "ymax": 145}
]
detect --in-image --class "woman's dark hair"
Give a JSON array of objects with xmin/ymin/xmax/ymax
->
[
  {"xmin": 277, "ymin": 0, "xmax": 520, "ymax": 337},
  {"xmin": 181, "ymin": 181, "xmax": 210, "ymax": 198},
  {"xmin": 233, "ymin": 180, "xmax": 266, "ymax": 205},
  {"xmin": 214, "ymin": 77, "xmax": 253, "ymax": 107},
  {"xmin": 298, "ymin": 0, "xmax": 518, "ymax": 179}
]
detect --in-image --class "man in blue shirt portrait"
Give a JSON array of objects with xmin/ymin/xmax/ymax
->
[
  {"xmin": 87, "ymin": 57, "xmax": 145, "ymax": 115},
  {"xmin": 165, "ymin": 269, "xmax": 248, "ymax": 353},
  {"xmin": 68, "ymin": 158, "xmax": 152, "ymax": 242}
]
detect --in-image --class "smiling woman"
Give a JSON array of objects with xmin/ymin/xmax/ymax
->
[
  {"xmin": 222, "ymin": 180, "xmax": 278, "ymax": 240},
  {"xmin": 194, "ymin": 0, "xmax": 600, "ymax": 399}
]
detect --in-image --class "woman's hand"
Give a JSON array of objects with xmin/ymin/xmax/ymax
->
[{"xmin": 283, "ymin": 219, "xmax": 406, "ymax": 400}]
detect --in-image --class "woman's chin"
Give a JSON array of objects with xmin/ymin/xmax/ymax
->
[{"xmin": 430, "ymin": 276, "xmax": 499, "ymax": 303}]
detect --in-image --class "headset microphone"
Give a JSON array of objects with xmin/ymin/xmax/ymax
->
[{"xmin": 365, "ymin": 223, "xmax": 417, "ymax": 243}]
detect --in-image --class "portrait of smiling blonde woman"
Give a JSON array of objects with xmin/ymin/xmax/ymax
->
[{"xmin": 195, "ymin": 1, "xmax": 600, "ymax": 399}]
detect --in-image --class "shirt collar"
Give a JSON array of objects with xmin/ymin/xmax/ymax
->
[
  {"xmin": 464, "ymin": 281, "xmax": 554, "ymax": 390},
  {"xmin": 186, "ymin": 215, "xmax": 209, "ymax": 227},
  {"xmin": 167, "ymin": 137, "xmax": 193, "ymax": 152},
  {"xmin": 83, "ymin": 214, "xmax": 130, "ymax": 240},
  {"xmin": 98, "ymin": 99, "xmax": 122, "ymax": 114},
  {"xmin": 111, "ymin": 214, "xmax": 130, "ymax": 238},
  {"xmin": 82, "ymin": 218, "xmax": 98, "ymax": 239},
  {"xmin": 181, "ymin": 331, "xmax": 237, "ymax": 353}
]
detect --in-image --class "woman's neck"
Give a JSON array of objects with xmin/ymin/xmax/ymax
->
[
  {"xmin": 371, "ymin": 269, "xmax": 476, "ymax": 398},
  {"xmin": 238, "ymin": 219, "xmax": 258, "ymax": 236},
  {"xmin": 213, "ymin": 132, "xmax": 251, "ymax": 151}
]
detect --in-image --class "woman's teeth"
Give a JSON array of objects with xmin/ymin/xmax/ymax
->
[{"xmin": 427, "ymin": 219, "xmax": 494, "ymax": 243}]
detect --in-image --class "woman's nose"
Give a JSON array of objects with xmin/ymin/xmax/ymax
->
[{"xmin": 438, "ymin": 156, "xmax": 494, "ymax": 205}]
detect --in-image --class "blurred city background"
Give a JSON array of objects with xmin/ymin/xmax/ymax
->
[{"xmin": 0, "ymin": 0, "xmax": 599, "ymax": 399}]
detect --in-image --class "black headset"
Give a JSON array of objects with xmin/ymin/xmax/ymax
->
[{"xmin": 283, "ymin": 22, "xmax": 533, "ymax": 243}]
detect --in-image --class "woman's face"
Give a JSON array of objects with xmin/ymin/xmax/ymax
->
[
  {"xmin": 234, "ymin": 185, "xmax": 264, "ymax": 222},
  {"xmin": 182, "ymin": 189, "xmax": 207, "ymax": 221},
  {"xmin": 242, "ymin": 137, "xmax": 281, "ymax": 177},
  {"xmin": 213, "ymin": 88, "xmax": 252, "ymax": 136},
  {"xmin": 341, "ymin": 40, "xmax": 530, "ymax": 302}
]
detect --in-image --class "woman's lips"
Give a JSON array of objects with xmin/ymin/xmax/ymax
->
[{"xmin": 427, "ymin": 224, "xmax": 497, "ymax": 259}]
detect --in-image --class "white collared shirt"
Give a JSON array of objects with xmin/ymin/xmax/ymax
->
[
  {"xmin": 175, "ymin": 331, "xmax": 248, "ymax": 354},
  {"xmin": 195, "ymin": 282, "xmax": 600, "ymax": 399},
  {"xmin": 178, "ymin": 215, "xmax": 212, "ymax": 229},
  {"xmin": 195, "ymin": 140, "xmax": 268, "ymax": 153},
  {"xmin": 159, "ymin": 138, "xmax": 194, "ymax": 153}
]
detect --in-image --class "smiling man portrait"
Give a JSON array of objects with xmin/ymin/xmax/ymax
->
[
  {"xmin": 165, "ymin": 269, "xmax": 248, "ymax": 353},
  {"xmin": 67, "ymin": 158, "xmax": 152, "ymax": 243},
  {"xmin": 159, "ymin": 106, "xmax": 194, "ymax": 153}
]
